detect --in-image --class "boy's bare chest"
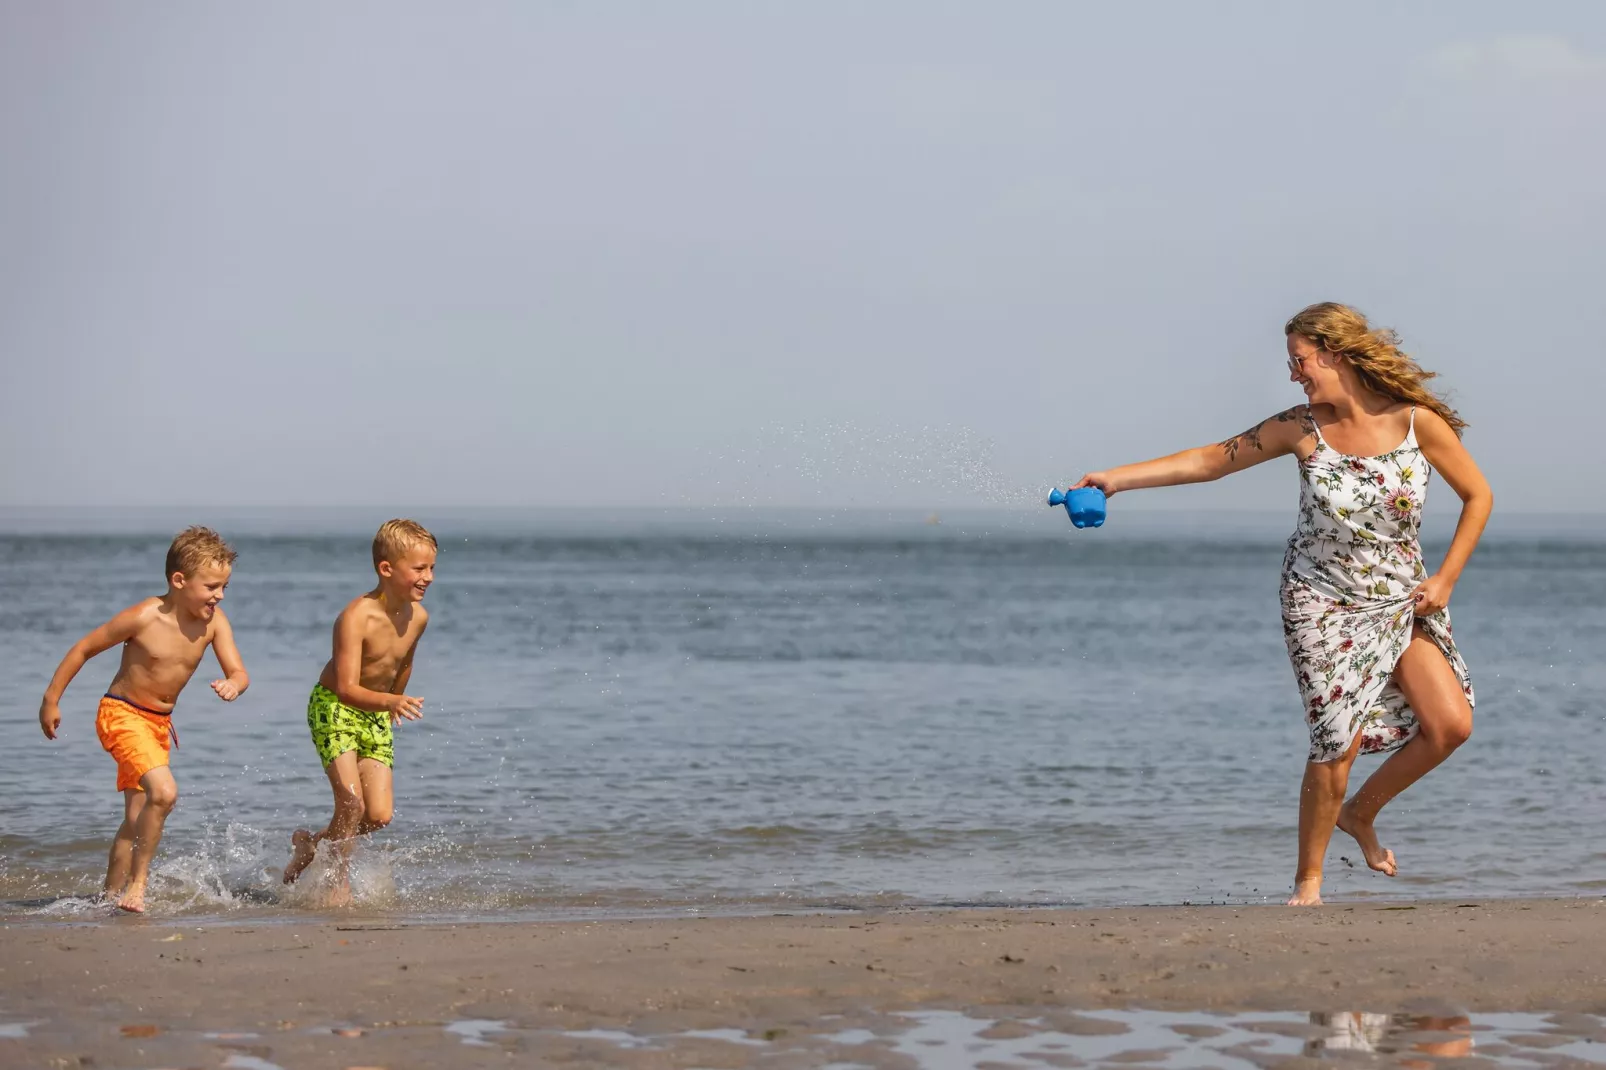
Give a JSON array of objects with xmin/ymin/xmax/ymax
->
[
  {"xmin": 127, "ymin": 621, "xmax": 209, "ymax": 673},
  {"xmin": 359, "ymin": 617, "xmax": 421, "ymax": 664}
]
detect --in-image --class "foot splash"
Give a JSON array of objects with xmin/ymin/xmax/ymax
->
[{"xmin": 282, "ymin": 829, "xmax": 318, "ymax": 885}]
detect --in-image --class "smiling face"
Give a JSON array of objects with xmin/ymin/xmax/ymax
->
[
  {"xmin": 1286, "ymin": 333, "xmax": 1346, "ymax": 405},
  {"xmin": 171, "ymin": 563, "xmax": 231, "ymax": 621},
  {"xmin": 378, "ymin": 543, "xmax": 436, "ymax": 603}
]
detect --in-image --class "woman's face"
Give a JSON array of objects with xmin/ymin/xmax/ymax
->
[{"xmin": 1287, "ymin": 333, "xmax": 1342, "ymax": 404}]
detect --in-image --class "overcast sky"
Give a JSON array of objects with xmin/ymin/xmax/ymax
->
[{"xmin": 2, "ymin": 2, "xmax": 1601, "ymax": 513}]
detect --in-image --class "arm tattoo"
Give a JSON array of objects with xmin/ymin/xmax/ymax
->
[
  {"xmin": 1283, "ymin": 405, "xmax": 1317, "ymax": 436},
  {"xmin": 1218, "ymin": 422, "xmax": 1265, "ymax": 462},
  {"xmin": 1217, "ymin": 406, "xmax": 1312, "ymax": 463}
]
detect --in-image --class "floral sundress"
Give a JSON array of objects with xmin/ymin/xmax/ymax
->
[{"xmin": 1280, "ymin": 406, "xmax": 1474, "ymax": 762}]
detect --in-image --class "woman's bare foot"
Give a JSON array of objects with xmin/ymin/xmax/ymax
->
[
  {"xmin": 1287, "ymin": 877, "xmax": 1324, "ymax": 906},
  {"xmin": 115, "ymin": 882, "xmax": 147, "ymax": 913},
  {"xmin": 1337, "ymin": 803, "xmax": 1398, "ymax": 876},
  {"xmin": 282, "ymin": 829, "xmax": 319, "ymax": 885}
]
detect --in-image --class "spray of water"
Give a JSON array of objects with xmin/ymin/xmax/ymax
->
[
  {"xmin": 696, "ymin": 421, "xmax": 1046, "ymax": 509},
  {"xmin": 4, "ymin": 821, "xmax": 476, "ymax": 917}
]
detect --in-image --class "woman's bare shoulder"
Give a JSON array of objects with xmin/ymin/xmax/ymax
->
[
  {"xmin": 1215, "ymin": 405, "xmax": 1316, "ymax": 467},
  {"xmin": 1411, "ymin": 405, "xmax": 1461, "ymax": 446}
]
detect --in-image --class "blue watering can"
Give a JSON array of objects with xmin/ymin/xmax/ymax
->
[{"xmin": 1047, "ymin": 486, "xmax": 1107, "ymax": 529}]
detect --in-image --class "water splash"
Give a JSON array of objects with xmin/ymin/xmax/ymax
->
[
  {"xmin": 698, "ymin": 421, "xmax": 1044, "ymax": 508},
  {"xmin": 3, "ymin": 820, "xmax": 463, "ymax": 917}
]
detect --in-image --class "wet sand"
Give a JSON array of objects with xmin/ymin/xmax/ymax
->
[{"xmin": 4, "ymin": 898, "xmax": 1606, "ymax": 1067}]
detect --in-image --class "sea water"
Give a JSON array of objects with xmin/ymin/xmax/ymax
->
[{"xmin": 1, "ymin": 508, "xmax": 1602, "ymax": 919}]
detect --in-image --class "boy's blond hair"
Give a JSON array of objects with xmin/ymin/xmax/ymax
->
[
  {"xmin": 372, "ymin": 518, "xmax": 438, "ymax": 573},
  {"xmin": 166, "ymin": 526, "xmax": 238, "ymax": 580}
]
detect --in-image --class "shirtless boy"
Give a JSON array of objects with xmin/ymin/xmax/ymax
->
[
  {"xmin": 38, "ymin": 527, "xmax": 249, "ymax": 913},
  {"xmin": 282, "ymin": 518, "xmax": 435, "ymax": 903}
]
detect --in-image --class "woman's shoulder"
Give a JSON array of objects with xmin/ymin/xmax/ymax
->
[
  {"xmin": 1409, "ymin": 404, "xmax": 1458, "ymax": 445},
  {"xmin": 1269, "ymin": 404, "xmax": 1318, "ymax": 437},
  {"xmin": 1248, "ymin": 404, "xmax": 1319, "ymax": 457}
]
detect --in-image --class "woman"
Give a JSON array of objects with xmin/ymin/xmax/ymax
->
[{"xmin": 1071, "ymin": 302, "xmax": 1491, "ymax": 905}]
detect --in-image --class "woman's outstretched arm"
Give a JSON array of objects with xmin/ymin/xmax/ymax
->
[{"xmin": 1071, "ymin": 406, "xmax": 1314, "ymax": 495}]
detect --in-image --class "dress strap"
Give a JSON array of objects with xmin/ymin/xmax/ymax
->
[
  {"xmin": 1308, "ymin": 406, "xmax": 1329, "ymax": 450},
  {"xmin": 1407, "ymin": 406, "xmax": 1418, "ymax": 446}
]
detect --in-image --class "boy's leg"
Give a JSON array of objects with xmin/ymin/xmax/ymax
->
[
  {"xmin": 116, "ymin": 767, "xmax": 178, "ymax": 914},
  {"xmin": 322, "ymin": 749, "xmax": 368, "ymax": 840},
  {"xmin": 315, "ymin": 750, "xmax": 367, "ymax": 904},
  {"xmin": 284, "ymin": 749, "xmax": 368, "ymax": 885},
  {"xmin": 355, "ymin": 758, "xmax": 394, "ymax": 833},
  {"xmin": 287, "ymin": 686, "xmax": 359, "ymax": 885},
  {"xmin": 284, "ymin": 755, "xmax": 393, "ymax": 892},
  {"xmin": 104, "ymin": 789, "xmax": 145, "ymax": 898},
  {"xmin": 281, "ymin": 827, "xmax": 319, "ymax": 884}
]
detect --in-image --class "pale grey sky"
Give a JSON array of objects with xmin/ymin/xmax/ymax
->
[{"xmin": 2, "ymin": 3, "xmax": 1601, "ymax": 511}]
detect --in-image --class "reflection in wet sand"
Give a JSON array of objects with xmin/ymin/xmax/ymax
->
[
  {"xmin": 1307, "ymin": 1012, "xmax": 1474, "ymax": 1066},
  {"xmin": 4, "ymin": 1006, "xmax": 1604, "ymax": 1067}
]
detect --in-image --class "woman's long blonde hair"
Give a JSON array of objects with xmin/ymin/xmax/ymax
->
[{"xmin": 1284, "ymin": 302, "xmax": 1466, "ymax": 436}]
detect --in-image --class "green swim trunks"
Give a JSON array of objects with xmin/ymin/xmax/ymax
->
[{"xmin": 306, "ymin": 683, "xmax": 394, "ymax": 768}]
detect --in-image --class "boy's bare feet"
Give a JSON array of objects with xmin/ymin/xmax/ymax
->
[
  {"xmin": 1337, "ymin": 803, "xmax": 1398, "ymax": 876},
  {"xmin": 282, "ymin": 829, "xmax": 318, "ymax": 885},
  {"xmin": 115, "ymin": 883, "xmax": 148, "ymax": 913},
  {"xmin": 323, "ymin": 879, "xmax": 354, "ymax": 909},
  {"xmin": 1287, "ymin": 877, "xmax": 1324, "ymax": 906}
]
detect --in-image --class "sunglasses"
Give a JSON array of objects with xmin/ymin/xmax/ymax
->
[{"xmin": 1287, "ymin": 350, "xmax": 1337, "ymax": 376}]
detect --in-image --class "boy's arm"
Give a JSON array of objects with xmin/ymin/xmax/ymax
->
[
  {"xmin": 330, "ymin": 606, "xmax": 423, "ymax": 720},
  {"xmin": 38, "ymin": 602, "xmax": 153, "ymax": 739},
  {"xmin": 208, "ymin": 610, "xmax": 251, "ymax": 702}
]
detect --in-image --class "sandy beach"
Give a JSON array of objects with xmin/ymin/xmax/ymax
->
[{"xmin": 5, "ymin": 898, "xmax": 1606, "ymax": 1067}]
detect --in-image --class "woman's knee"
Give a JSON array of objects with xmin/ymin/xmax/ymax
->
[
  {"xmin": 1305, "ymin": 756, "xmax": 1352, "ymax": 799},
  {"xmin": 363, "ymin": 802, "xmax": 393, "ymax": 829},
  {"xmin": 1425, "ymin": 716, "xmax": 1473, "ymax": 751}
]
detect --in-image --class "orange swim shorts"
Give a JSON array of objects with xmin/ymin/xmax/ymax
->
[{"xmin": 95, "ymin": 694, "xmax": 175, "ymax": 792}]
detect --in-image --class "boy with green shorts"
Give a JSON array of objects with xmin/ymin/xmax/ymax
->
[{"xmin": 282, "ymin": 519, "xmax": 436, "ymax": 903}]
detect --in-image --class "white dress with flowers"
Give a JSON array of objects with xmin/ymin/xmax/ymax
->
[{"xmin": 1280, "ymin": 406, "xmax": 1474, "ymax": 763}]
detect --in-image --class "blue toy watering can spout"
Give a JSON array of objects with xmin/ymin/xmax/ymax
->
[{"xmin": 1048, "ymin": 486, "xmax": 1107, "ymax": 529}]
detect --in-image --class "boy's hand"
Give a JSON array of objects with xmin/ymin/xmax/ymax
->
[
  {"xmin": 39, "ymin": 699, "xmax": 61, "ymax": 740},
  {"xmin": 386, "ymin": 693, "xmax": 424, "ymax": 724},
  {"xmin": 211, "ymin": 678, "xmax": 241, "ymax": 701}
]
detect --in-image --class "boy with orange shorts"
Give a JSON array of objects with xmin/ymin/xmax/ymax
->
[
  {"xmin": 37, "ymin": 527, "xmax": 250, "ymax": 913},
  {"xmin": 281, "ymin": 519, "xmax": 435, "ymax": 905}
]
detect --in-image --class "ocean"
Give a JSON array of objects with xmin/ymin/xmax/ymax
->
[{"xmin": 2, "ymin": 507, "xmax": 1602, "ymax": 921}]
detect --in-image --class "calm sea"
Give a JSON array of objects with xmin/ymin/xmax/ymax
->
[{"xmin": 2, "ymin": 508, "xmax": 1602, "ymax": 921}]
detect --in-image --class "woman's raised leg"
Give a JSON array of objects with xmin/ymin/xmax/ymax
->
[{"xmin": 1338, "ymin": 623, "xmax": 1473, "ymax": 875}]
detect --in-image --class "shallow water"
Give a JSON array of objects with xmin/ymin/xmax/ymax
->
[{"xmin": 2, "ymin": 509, "xmax": 1603, "ymax": 920}]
